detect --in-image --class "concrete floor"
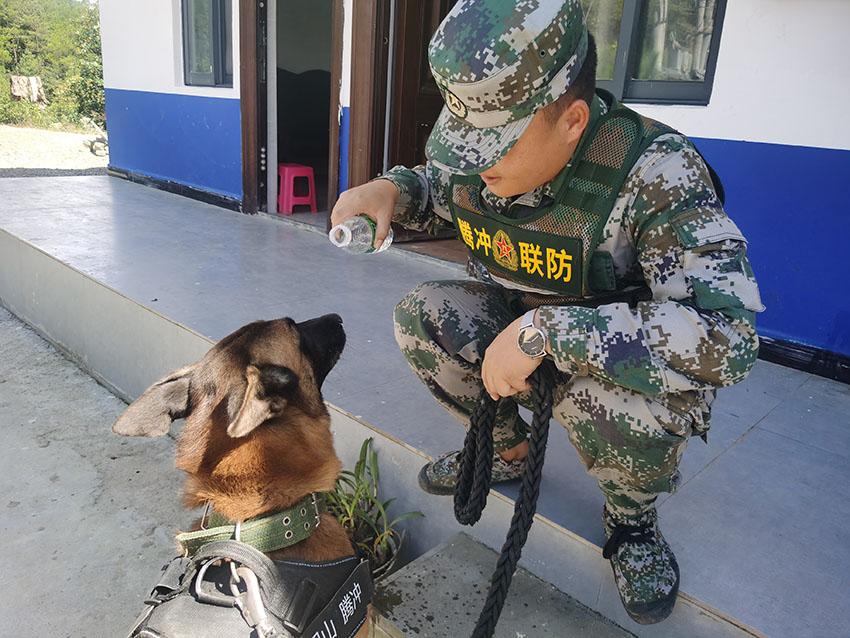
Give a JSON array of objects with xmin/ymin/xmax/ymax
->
[
  {"xmin": 1, "ymin": 175, "xmax": 849, "ymax": 637},
  {"xmin": 0, "ymin": 305, "xmax": 189, "ymax": 636}
]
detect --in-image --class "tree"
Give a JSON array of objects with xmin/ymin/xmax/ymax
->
[
  {"xmin": 68, "ymin": 1, "xmax": 104, "ymax": 124},
  {"xmin": 0, "ymin": 0, "xmax": 105, "ymax": 127}
]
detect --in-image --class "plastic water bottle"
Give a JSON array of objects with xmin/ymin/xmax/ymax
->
[{"xmin": 328, "ymin": 215, "xmax": 393, "ymax": 254}]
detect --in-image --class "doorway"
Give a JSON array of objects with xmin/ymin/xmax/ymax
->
[
  {"xmin": 346, "ymin": 0, "xmax": 462, "ymax": 261},
  {"xmin": 271, "ymin": 0, "xmax": 334, "ymax": 227}
]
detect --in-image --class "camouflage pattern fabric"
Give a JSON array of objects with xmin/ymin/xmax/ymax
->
[
  {"xmin": 395, "ymin": 279, "xmax": 691, "ymax": 519},
  {"xmin": 384, "ymin": 0, "xmax": 763, "ymax": 622},
  {"xmin": 425, "ymin": 0, "xmax": 589, "ymax": 174},
  {"xmin": 394, "ymin": 280, "xmax": 533, "ymax": 454},
  {"xmin": 602, "ymin": 506, "xmax": 679, "ymax": 624},
  {"xmin": 388, "ymin": 130, "xmax": 764, "ymax": 521}
]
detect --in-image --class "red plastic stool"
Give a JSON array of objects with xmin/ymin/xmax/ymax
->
[{"xmin": 277, "ymin": 163, "xmax": 317, "ymax": 214}]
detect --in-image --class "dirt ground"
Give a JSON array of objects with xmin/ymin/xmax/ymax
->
[
  {"xmin": 0, "ymin": 305, "xmax": 190, "ymax": 637},
  {"xmin": 0, "ymin": 123, "xmax": 109, "ymax": 176}
]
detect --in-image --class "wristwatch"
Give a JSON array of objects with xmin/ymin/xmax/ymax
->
[{"xmin": 517, "ymin": 310, "xmax": 547, "ymax": 359}]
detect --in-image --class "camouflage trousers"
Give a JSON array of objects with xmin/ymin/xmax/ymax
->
[{"xmin": 393, "ymin": 280, "xmax": 691, "ymax": 521}]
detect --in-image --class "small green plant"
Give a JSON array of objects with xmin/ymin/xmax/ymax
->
[{"xmin": 327, "ymin": 438, "xmax": 423, "ymax": 577}]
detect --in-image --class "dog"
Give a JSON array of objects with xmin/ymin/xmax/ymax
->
[{"xmin": 112, "ymin": 314, "xmax": 371, "ymax": 637}]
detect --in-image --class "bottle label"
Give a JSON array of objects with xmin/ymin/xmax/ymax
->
[{"xmin": 360, "ymin": 215, "xmax": 378, "ymax": 253}]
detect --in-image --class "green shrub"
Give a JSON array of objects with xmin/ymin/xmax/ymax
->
[
  {"xmin": 327, "ymin": 438, "xmax": 424, "ymax": 577},
  {"xmin": 0, "ymin": 0, "xmax": 104, "ymax": 130}
]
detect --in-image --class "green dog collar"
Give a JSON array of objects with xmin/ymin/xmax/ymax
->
[{"xmin": 176, "ymin": 492, "xmax": 327, "ymax": 556}]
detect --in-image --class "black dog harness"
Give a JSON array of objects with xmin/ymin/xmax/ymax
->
[{"xmin": 127, "ymin": 499, "xmax": 373, "ymax": 638}]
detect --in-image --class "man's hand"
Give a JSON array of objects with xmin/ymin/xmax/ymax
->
[
  {"xmin": 481, "ymin": 314, "xmax": 543, "ymax": 401},
  {"xmin": 330, "ymin": 179, "xmax": 399, "ymax": 250}
]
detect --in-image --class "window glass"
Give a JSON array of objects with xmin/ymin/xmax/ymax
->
[
  {"xmin": 223, "ymin": 0, "xmax": 233, "ymax": 80},
  {"xmin": 183, "ymin": 0, "xmax": 231, "ymax": 87},
  {"xmin": 188, "ymin": 0, "xmax": 214, "ymax": 76},
  {"xmin": 633, "ymin": 0, "xmax": 719, "ymax": 82},
  {"xmin": 581, "ymin": 0, "xmax": 623, "ymax": 81}
]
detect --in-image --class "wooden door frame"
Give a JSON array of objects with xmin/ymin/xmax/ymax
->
[
  {"xmin": 348, "ymin": 0, "xmax": 389, "ymax": 190},
  {"xmin": 240, "ymin": 0, "xmax": 259, "ymax": 214}
]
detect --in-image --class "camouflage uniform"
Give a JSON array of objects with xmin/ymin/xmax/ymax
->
[
  {"xmin": 389, "ymin": 112, "xmax": 763, "ymax": 518},
  {"xmin": 381, "ymin": 0, "xmax": 763, "ymax": 624}
]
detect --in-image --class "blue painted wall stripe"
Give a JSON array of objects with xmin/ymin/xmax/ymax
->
[
  {"xmin": 694, "ymin": 137, "xmax": 849, "ymax": 357},
  {"xmin": 338, "ymin": 106, "xmax": 350, "ymax": 195},
  {"xmin": 104, "ymin": 88, "xmax": 242, "ymax": 200}
]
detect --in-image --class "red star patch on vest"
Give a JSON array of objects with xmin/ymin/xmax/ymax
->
[
  {"xmin": 492, "ymin": 229, "xmax": 519, "ymax": 272},
  {"xmin": 495, "ymin": 235, "xmax": 513, "ymax": 259}
]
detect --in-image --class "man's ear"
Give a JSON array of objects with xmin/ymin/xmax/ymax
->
[
  {"xmin": 227, "ymin": 365, "xmax": 298, "ymax": 438},
  {"xmin": 561, "ymin": 98, "xmax": 590, "ymax": 145},
  {"xmin": 112, "ymin": 365, "xmax": 195, "ymax": 437}
]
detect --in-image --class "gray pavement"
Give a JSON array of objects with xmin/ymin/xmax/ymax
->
[
  {"xmin": 0, "ymin": 306, "xmax": 189, "ymax": 637},
  {"xmin": 0, "ymin": 305, "xmax": 633, "ymax": 638},
  {"xmin": 0, "ymin": 175, "xmax": 849, "ymax": 636}
]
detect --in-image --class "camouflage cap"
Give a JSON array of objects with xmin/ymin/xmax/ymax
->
[{"xmin": 426, "ymin": 0, "xmax": 588, "ymax": 175}]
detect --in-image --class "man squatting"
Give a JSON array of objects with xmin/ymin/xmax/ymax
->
[{"xmin": 331, "ymin": 0, "xmax": 764, "ymax": 624}]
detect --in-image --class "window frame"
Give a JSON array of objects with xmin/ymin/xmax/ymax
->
[
  {"xmin": 595, "ymin": 0, "xmax": 727, "ymax": 106},
  {"xmin": 182, "ymin": 0, "xmax": 233, "ymax": 88}
]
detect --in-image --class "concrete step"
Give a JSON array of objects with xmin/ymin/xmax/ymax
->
[
  {"xmin": 0, "ymin": 177, "xmax": 809, "ymax": 637},
  {"xmin": 375, "ymin": 532, "xmax": 635, "ymax": 637},
  {"xmin": 0, "ymin": 219, "xmax": 766, "ymax": 638}
]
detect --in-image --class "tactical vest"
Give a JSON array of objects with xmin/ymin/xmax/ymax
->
[{"xmin": 448, "ymin": 90, "xmax": 682, "ymax": 301}]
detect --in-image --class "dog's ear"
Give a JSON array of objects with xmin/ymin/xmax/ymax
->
[
  {"xmin": 112, "ymin": 366, "xmax": 195, "ymax": 437},
  {"xmin": 227, "ymin": 365, "xmax": 298, "ymax": 438}
]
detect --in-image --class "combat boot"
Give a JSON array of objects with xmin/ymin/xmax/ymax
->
[
  {"xmin": 602, "ymin": 506, "xmax": 680, "ymax": 624},
  {"xmin": 418, "ymin": 449, "xmax": 525, "ymax": 495}
]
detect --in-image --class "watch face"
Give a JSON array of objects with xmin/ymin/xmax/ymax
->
[{"xmin": 518, "ymin": 327, "xmax": 545, "ymax": 357}]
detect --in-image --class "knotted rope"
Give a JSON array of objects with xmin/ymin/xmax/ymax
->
[{"xmin": 454, "ymin": 360, "xmax": 557, "ymax": 638}]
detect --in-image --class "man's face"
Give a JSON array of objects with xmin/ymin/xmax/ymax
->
[{"xmin": 478, "ymin": 104, "xmax": 585, "ymax": 198}]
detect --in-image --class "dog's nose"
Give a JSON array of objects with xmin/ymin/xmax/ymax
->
[
  {"xmin": 324, "ymin": 313, "xmax": 343, "ymax": 326},
  {"xmin": 296, "ymin": 313, "xmax": 344, "ymax": 334}
]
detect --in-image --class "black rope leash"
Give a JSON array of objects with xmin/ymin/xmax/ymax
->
[{"xmin": 454, "ymin": 360, "xmax": 557, "ymax": 638}]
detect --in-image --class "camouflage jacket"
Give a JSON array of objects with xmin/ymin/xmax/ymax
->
[{"xmin": 379, "ymin": 125, "xmax": 765, "ymax": 401}]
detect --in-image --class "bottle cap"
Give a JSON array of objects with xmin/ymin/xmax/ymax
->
[{"xmin": 328, "ymin": 223, "xmax": 353, "ymax": 247}]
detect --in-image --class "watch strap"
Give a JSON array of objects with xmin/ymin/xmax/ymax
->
[{"xmin": 520, "ymin": 309, "xmax": 536, "ymax": 329}]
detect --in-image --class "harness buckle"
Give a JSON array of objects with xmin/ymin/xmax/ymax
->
[{"xmin": 230, "ymin": 566, "xmax": 278, "ymax": 638}]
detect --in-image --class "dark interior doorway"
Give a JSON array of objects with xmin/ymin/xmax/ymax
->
[{"xmin": 274, "ymin": 0, "xmax": 333, "ymax": 224}]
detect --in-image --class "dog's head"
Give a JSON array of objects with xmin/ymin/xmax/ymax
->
[{"xmin": 112, "ymin": 314, "xmax": 346, "ymax": 518}]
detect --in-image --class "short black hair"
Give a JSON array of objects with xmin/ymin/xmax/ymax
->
[{"xmin": 542, "ymin": 32, "xmax": 598, "ymax": 123}]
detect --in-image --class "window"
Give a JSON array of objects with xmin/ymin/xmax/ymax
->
[
  {"xmin": 583, "ymin": 0, "xmax": 726, "ymax": 105},
  {"xmin": 182, "ymin": 0, "xmax": 233, "ymax": 87}
]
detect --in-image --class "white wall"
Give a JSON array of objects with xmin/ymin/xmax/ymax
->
[
  {"xmin": 633, "ymin": 0, "xmax": 850, "ymax": 151},
  {"xmin": 277, "ymin": 0, "xmax": 333, "ymax": 73},
  {"xmin": 340, "ymin": 0, "xmax": 353, "ymax": 111},
  {"xmin": 99, "ymin": 0, "xmax": 240, "ymax": 99}
]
